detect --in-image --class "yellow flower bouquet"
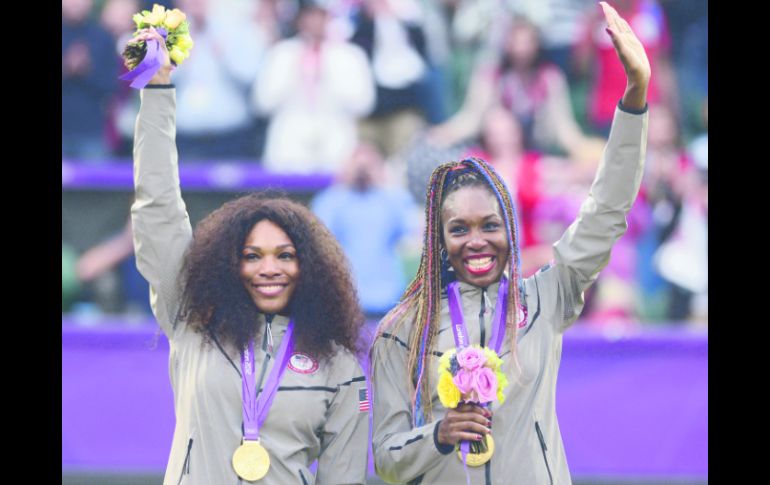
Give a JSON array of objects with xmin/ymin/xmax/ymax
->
[{"xmin": 120, "ymin": 4, "xmax": 193, "ymax": 88}]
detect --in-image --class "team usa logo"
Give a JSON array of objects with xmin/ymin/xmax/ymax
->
[{"xmin": 288, "ymin": 352, "xmax": 319, "ymax": 375}]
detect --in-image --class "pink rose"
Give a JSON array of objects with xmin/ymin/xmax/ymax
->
[
  {"xmin": 456, "ymin": 347, "xmax": 487, "ymax": 371},
  {"xmin": 453, "ymin": 368, "xmax": 475, "ymax": 395},
  {"xmin": 473, "ymin": 367, "xmax": 498, "ymax": 403}
]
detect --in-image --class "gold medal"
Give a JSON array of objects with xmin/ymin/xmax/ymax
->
[
  {"xmin": 458, "ymin": 434, "xmax": 495, "ymax": 467},
  {"xmin": 232, "ymin": 439, "xmax": 270, "ymax": 481}
]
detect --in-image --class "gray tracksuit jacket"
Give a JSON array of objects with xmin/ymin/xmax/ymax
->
[
  {"xmin": 371, "ymin": 104, "xmax": 648, "ymax": 485},
  {"xmin": 131, "ymin": 87, "xmax": 369, "ymax": 485}
]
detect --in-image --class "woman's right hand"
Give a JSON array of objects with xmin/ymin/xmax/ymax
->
[
  {"xmin": 599, "ymin": 1, "xmax": 650, "ymax": 110},
  {"xmin": 436, "ymin": 403, "xmax": 492, "ymax": 446},
  {"xmin": 127, "ymin": 27, "xmax": 173, "ymax": 85}
]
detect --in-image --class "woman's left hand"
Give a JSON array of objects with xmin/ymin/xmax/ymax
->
[{"xmin": 600, "ymin": 1, "xmax": 651, "ymax": 110}]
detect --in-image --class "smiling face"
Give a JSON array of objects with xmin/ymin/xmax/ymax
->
[
  {"xmin": 239, "ymin": 220, "xmax": 300, "ymax": 315},
  {"xmin": 441, "ymin": 185, "xmax": 509, "ymax": 288}
]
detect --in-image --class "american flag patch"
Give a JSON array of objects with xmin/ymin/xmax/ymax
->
[{"xmin": 358, "ymin": 387, "xmax": 370, "ymax": 412}]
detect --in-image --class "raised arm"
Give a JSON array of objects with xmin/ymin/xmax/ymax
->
[
  {"xmin": 130, "ymin": 28, "xmax": 193, "ymax": 339},
  {"xmin": 538, "ymin": 2, "xmax": 650, "ymax": 332}
]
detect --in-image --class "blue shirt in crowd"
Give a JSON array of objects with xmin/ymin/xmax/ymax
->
[{"xmin": 312, "ymin": 186, "xmax": 418, "ymax": 315}]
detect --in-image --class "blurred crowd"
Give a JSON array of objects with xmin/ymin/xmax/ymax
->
[{"xmin": 62, "ymin": 0, "xmax": 708, "ymax": 327}]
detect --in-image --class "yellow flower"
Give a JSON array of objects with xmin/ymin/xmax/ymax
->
[
  {"xmin": 164, "ymin": 8, "xmax": 187, "ymax": 30},
  {"xmin": 175, "ymin": 33, "xmax": 194, "ymax": 51},
  {"xmin": 438, "ymin": 349, "xmax": 455, "ymax": 373},
  {"xmin": 495, "ymin": 370, "xmax": 508, "ymax": 403},
  {"xmin": 169, "ymin": 45, "xmax": 189, "ymax": 65},
  {"xmin": 144, "ymin": 4, "xmax": 167, "ymax": 26},
  {"xmin": 437, "ymin": 370, "xmax": 460, "ymax": 409},
  {"xmin": 483, "ymin": 347, "xmax": 503, "ymax": 371},
  {"xmin": 132, "ymin": 13, "xmax": 145, "ymax": 27}
]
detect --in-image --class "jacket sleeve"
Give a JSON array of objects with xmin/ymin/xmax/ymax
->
[
  {"xmin": 370, "ymin": 334, "xmax": 450, "ymax": 484},
  {"xmin": 130, "ymin": 87, "xmax": 193, "ymax": 339},
  {"xmin": 547, "ymin": 103, "xmax": 648, "ymax": 332},
  {"xmin": 316, "ymin": 354, "xmax": 370, "ymax": 485}
]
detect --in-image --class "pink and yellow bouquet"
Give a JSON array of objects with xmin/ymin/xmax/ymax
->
[{"xmin": 437, "ymin": 345, "xmax": 508, "ymax": 454}]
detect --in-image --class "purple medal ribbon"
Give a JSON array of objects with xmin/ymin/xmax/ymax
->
[
  {"xmin": 447, "ymin": 277, "xmax": 508, "ymax": 485},
  {"xmin": 447, "ymin": 275, "xmax": 508, "ymax": 353},
  {"xmin": 241, "ymin": 320, "xmax": 295, "ymax": 441},
  {"xmin": 119, "ymin": 27, "xmax": 167, "ymax": 90},
  {"xmin": 486, "ymin": 276, "xmax": 509, "ymax": 354}
]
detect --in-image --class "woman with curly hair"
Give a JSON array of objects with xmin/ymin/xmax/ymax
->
[
  {"xmin": 371, "ymin": 3, "xmax": 650, "ymax": 483},
  {"xmin": 129, "ymin": 28, "xmax": 368, "ymax": 485}
]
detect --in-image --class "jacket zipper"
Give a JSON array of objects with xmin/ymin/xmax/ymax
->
[
  {"xmin": 535, "ymin": 422, "xmax": 553, "ymax": 485},
  {"xmin": 176, "ymin": 438, "xmax": 193, "ymax": 485},
  {"xmin": 299, "ymin": 469, "xmax": 309, "ymax": 485},
  {"xmin": 254, "ymin": 315, "xmax": 275, "ymax": 398}
]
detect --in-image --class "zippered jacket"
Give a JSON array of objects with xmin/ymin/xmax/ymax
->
[
  {"xmin": 371, "ymin": 102, "xmax": 648, "ymax": 485},
  {"xmin": 131, "ymin": 87, "xmax": 370, "ymax": 485}
]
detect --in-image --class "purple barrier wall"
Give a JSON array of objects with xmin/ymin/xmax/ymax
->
[
  {"xmin": 61, "ymin": 161, "xmax": 333, "ymax": 191},
  {"xmin": 62, "ymin": 319, "xmax": 707, "ymax": 480}
]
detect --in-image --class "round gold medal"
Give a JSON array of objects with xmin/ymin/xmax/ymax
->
[
  {"xmin": 232, "ymin": 439, "xmax": 270, "ymax": 481},
  {"xmin": 458, "ymin": 434, "xmax": 495, "ymax": 467}
]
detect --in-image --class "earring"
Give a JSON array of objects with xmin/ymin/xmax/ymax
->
[{"xmin": 440, "ymin": 247, "xmax": 454, "ymax": 272}]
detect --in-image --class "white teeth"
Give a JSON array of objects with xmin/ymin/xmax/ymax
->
[
  {"xmin": 466, "ymin": 257, "xmax": 493, "ymax": 269},
  {"xmin": 257, "ymin": 285, "xmax": 284, "ymax": 292}
]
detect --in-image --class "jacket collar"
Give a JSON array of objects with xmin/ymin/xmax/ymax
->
[
  {"xmin": 258, "ymin": 313, "xmax": 291, "ymax": 334},
  {"xmin": 452, "ymin": 268, "xmax": 510, "ymax": 298},
  {"xmin": 455, "ymin": 279, "xmax": 501, "ymax": 298}
]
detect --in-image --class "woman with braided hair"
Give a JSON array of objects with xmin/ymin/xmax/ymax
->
[{"xmin": 370, "ymin": 3, "xmax": 650, "ymax": 483}]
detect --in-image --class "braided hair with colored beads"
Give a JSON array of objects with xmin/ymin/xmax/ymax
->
[{"xmin": 373, "ymin": 157, "xmax": 527, "ymax": 426}]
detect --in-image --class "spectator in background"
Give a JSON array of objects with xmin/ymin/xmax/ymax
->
[
  {"xmin": 575, "ymin": 0, "xmax": 678, "ymax": 137},
  {"xmin": 74, "ymin": 217, "xmax": 152, "ymax": 316},
  {"xmin": 312, "ymin": 141, "xmax": 420, "ymax": 320},
  {"xmin": 100, "ymin": 0, "xmax": 144, "ymax": 158},
  {"xmin": 652, "ymin": 159, "xmax": 707, "ymax": 323},
  {"xmin": 172, "ymin": 0, "xmax": 272, "ymax": 160},
  {"xmin": 650, "ymin": 100, "xmax": 707, "ymax": 323},
  {"xmin": 677, "ymin": 98, "xmax": 707, "ymax": 323},
  {"xmin": 658, "ymin": 0, "xmax": 707, "ymax": 140},
  {"xmin": 419, "ymin": 0, "xmax": 508, "ymax": 117},
  {"xmin": 429, "ymin": 15, "xmax": 604, "ymax": 163},
  {"xmin": 254, "ymin": 0, "xmax": 375, "ymax": 173},
  {"xmin": 636, "ymin": 102, "xmax": 699, "ymax": 321},
  {"xmin": 505, "ymin": 0, "xmax": 594, "ymax": 84},
  {"xmin": 350, "ymin": 0, "xmax": 431, "ymax": 161},
  {"xmin": 62, "ymin": 0, "xmax": 119, "ymax": 161}
]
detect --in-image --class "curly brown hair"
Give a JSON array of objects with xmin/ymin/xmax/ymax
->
[{"xmin": 178, "ymin": 192, "xmax": 364, "ymax": 360}]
